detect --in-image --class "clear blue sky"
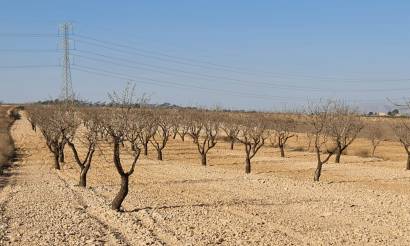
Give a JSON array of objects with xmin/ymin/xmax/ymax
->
[{"xmin": 1, "ymin": 1, "xmax": 409, "ymax": 111}]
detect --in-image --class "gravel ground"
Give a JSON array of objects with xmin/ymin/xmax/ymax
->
[{"xmin": 1, "ymin": 115, "xmax": 410, "ymax": 245}]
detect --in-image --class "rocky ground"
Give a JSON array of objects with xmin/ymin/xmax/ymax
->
[{"xmin": 1, "ymin": 114, "xmax": 410, "ymax": 245}]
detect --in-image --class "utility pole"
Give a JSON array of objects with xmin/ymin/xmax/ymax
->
[{"xmin": 59, "ymin": 22, "xmax": 74, "ymax": 102}]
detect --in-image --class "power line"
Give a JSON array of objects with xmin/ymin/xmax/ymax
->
[
  {"xmin": 1, "ymin": 31, "xmax": 410, "ymax": 83},
  {"xmin": 0, "ymin": 30, "xmax": 406, "ymax": 105},
  {"xmin": 0, "ymin": 49, "xmax": 59, "ymax": 53},
  {"xmin": 0, "ymin": 33, "xmax": 60, "ymax": 38},
  {"xmin": 72, "ymin": 34, "xmax": 410, "ymax": 83},
  {"xmin": 71, "ymin": 65, "xmax": 400, "ymax": 104},
  {"xmin": 71, "ymin": 50, "xmax": 328, "ymax": 92},
  {"xmin": 71, "ymin": 64, "xmax": 313, "ymax": 102},
  {"xmin": 0, "ymin": 65, "xmax": 59, "ymax": 68},
  {"xmin": 71, "ymin": 50, "xmax": 410, "ymax": 93}
]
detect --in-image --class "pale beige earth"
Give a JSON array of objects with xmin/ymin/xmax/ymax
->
[{"xmin": 1, "ymin": 114, "xmax": 410, "ymax": 245}]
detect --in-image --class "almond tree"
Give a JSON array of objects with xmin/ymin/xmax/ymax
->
[
  {"xmin": 272, "ymin": 117, "xmax": 296, "ymax": 157},
  {"xmin": 188, "ymin": 111, "xmax": 219, "ymax": 166},
  {"xmin": 172, "ymin": 109, "xmax": 190, "ymax": 142},
  {"xmin": 367, "ymin": 122, "xmax": 384, "ymax": 157},
  {"xmin": 37, "ymin": 109, "xmax": 64, "ymax": 169},
  {"xmin": 392, "ymin": 120, "xmax": 410, "ymax": 170},
  {"xmin": 150, "ymin": 110, "xmax": 171, "ymax": 161},
  {"xmin": 65, "ymin": 109, "xmax": 100, "ymax": 187},
  {"xmin": 327, "ymin": 102, "xmax": 364, "ymax": 163},
  {"xmin": 235, "ymin": 114, "xmax": 269, "ymax": 174},
  {"xmin": 137, "ymin": 109, "xmax": 156, "ymax": 156},
  {"xmin": 221, "ymin": 114, "xmax": 240, "ymax": 150},
  {"xmin": 26, "ymin": 113, "xmax": 37, "ymax": 131},
  {"xmin": 308, "ymin": 101, "xmax": 337, "ymax": 181},
  {"xmin": 104, "ymin": 84, "xmax": 144, "ymax": 211},
  {"xmin": 29, "ymin": 104, "xmax": 76, "ymax": 170},
  {"xmin": 177, "ymin": 120, "xmax": 190, "ymax": 142},
  {"xmin": 170, "ymin": 109, "xmax": 181, "ymax": 139}
]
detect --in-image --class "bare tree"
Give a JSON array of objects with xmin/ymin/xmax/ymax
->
[
  {"xmin": 221, "ymin": 114, "xmax": 240, "ymax": 150},
  {"xmin": 271, "ymin": 116, "xmax": 296, "ymax": 157},
  {"xmin": 177, "ymin": 121, "xmax": 190, "ymax": 142},
  {"xmin": 327, "ymin": 102, "xmax": 364, "ymax": 163},
  {"xmin": 188, "ymin": 111, "xmax": 219, "ymax": 166},
  {"xmin": 103, "ymin": 84, "xmax": 144, "ymax": 211},
  {"xmin": 170, "ymin": 109, "xmax": 181, "ymax": 140},
  {"xmin": 29, "ymin": 104, "xmax": 76, "ymax": 170},
  {"xmin": 392, "ymin": 120, "xmax": 410, "ymax": 170},
  {"xmin": 65, "ymin": 108, "xmax": 100, "ymax": 187},
  {"xmin": 235, "ymin": 114, "xmax": 269, "ymax": 174},
  {"xmin": 137, "ymin": 109, "xmax": 156, "ymax": 156},
  {"xmin": 171, "ymin": 109, "xmax": 190, "ymax": 142},
  {"xmin": 367, "ymin": 122, "xmax": 384, "ymax": 157},
  {"xmin": 307, "ymin": 101, "xmax": 337, "ymax": 181},
  {"xmin": 26, "ymin": 112, "xmax": 37, "ymax": 131},
  {"xmin": 150, "ymin": 110, "xmax": 171, "ymax": 161}
]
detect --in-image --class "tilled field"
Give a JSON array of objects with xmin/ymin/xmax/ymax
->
[{"xmin": 1, "ymin": 115, "xmax": 410, "ymax": 245}]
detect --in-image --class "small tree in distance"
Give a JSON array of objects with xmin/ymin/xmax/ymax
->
[
  {"xmin": 150, "ymin": 110, "xmax": 171, "ymax": 161},
  {"xmin": 221, "ymin": 114, "xmax": 240, "ymax": 150},
  {"xmin": 307, "ymin": 101, "xmax": 337, "ymax": 181},
  {"xmin": 137, "ymin": 109, "xmax": 156, "ymax": 156},
  {"xmin": 392, "ymin": 120, "xmax": 410, "ymax": 170},
  {"xmin": 188, "ymin": 111, "xmax": 219, "ymax": 166},
  {"xmin": 235, "ymin": 113, "xmax": 269, "ymax": 174},
  {"xmin": 327, "ymin": 102, "xmax": 364, "ymax": 163},
  {"xmin": 271, "ymin": 116, "xmax": 296, "ymax": 158},
  {"xmin": 367, "ymin": 122, "xmax": 384, "ymax": 157}
]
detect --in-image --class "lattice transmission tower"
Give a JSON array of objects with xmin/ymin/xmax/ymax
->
[{"xmin": 59, "ymin": 22, "xmax": 74, "ymax": 102}]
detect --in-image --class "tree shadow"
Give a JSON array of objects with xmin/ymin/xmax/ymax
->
[{"xmin": 126, "ymin": 199, "xmax": 279, "ymax": 213}]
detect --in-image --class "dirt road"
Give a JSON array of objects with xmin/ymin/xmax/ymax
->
[{"xmin": 1, "ymin": 115, "xmax": 410, "ymax": 245}]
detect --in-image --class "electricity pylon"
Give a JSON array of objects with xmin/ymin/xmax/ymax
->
[{"xmin": 59, "ymin": 22, "xmax": 74, "ymax": 102}]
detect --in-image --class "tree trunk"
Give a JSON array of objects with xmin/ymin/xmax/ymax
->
[
  {"xmin": 245, "ymin": 156, "xmax": 251, "ymax": 174},
  {"xmin": 335, "ymin": 148, "xmax": 341, "ymax": 163},
  {"xmin": 372, "ymin": 145, "xmax": 376, "ymax": 157},
  {"xmin": 53, "ymin": 152, "xmax": 60, "ymax": 170},
  {"xmin": 30, "ymin": 122, "xmax": 36, "ymax": 131},
  {"xmin": 157, "ymin": 149, "xmax": 163, "ymax": 161},
  {"xmin": 173, "ymin": 132, "xmax": 177, "ymax": 139},
  {"xmin": 314, "ymin": 161, "xmax": 323, "ymax": 181},
  {"xmin": 111, "ymin": 175, "xmax": 129, "ymax": 211},
  {"xmin": 181, "ymin": 134, "xmax": 185, "ymax": 142},
  {"xmin": 407, "ymin": 154, "xmax": 410, "ymax": 170},
  {"xmin": 335, "ymin": 152, "xmax": 341, "ymax": 163},
  {"xmin": 143, "ymin": 142, "xmax": 148, "ymax": 156},
  {"xmin": 279, "ymin": 145, "xmax": 285, "ymax": 157},
  {"xmin": 230, "ymin": 140, "xmax": 234, "ymax": 150},
  {"xmin": 59, "ymin": 148, "xmax": 65, "ymax": 163},
  {"xmin": 201, "ymin": 154, "xmax": 207, "ymax": 166},
  {"xmin": 79, "ymin": 165, "xmax": 90, "ymax": 187}
]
